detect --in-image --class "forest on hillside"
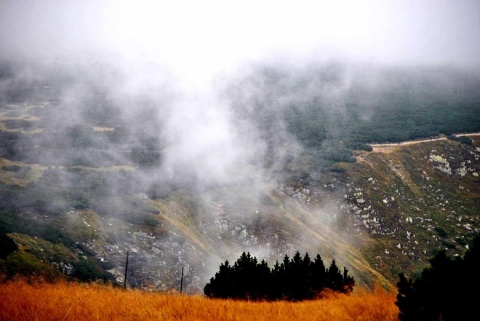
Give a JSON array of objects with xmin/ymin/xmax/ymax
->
[{"xmin": 227, "ymin": 64, "xmax": 480, "ymax": 167}]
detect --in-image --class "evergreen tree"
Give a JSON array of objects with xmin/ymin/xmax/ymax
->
[
  {"xmin": 269, "ymin": 258, "xmax": 285, "ymax": 300},
  {"xmin": 285, "ymin": 251, "xmax": 307, "ymax": 300},
  {"xmin": 231, "ymin": 252, "xmax": 271, "ymax": 300},
  {"xmin": 204, "ymin": 260, "xmax": 233, "ymax": 299},
  {"xmin": 342, "ymin": 267, "xmax": 355, "ymax": 294},
  {"xmin": 396, "ymin": 273, "xmax": 417, "ymax": 321},
  {"xmin": 395, "ymin": 234, "xmax": 480, "ymax": 321},
  {"xmin": 326, "ymin": 259, "xmax": 343, "ymax": 292},
  {"xmin": 204, "ymin": 251, "xmax": 355, "ymax": 301},
  {"xmin": 310, "ymin": 254, "xmax": 326, "ymax": 294}
]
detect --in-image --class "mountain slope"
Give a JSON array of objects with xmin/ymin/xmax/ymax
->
[
  {"xmin": 342, "ymin": 134, "xmax": 480, "ymax": 281},
  {"xmin": 2, "ymin": 135, "xmax": 478, "ymax": 291},
  {"xmin": 1, "ymin": 60, "xmax": 479, "ymax": 293}
]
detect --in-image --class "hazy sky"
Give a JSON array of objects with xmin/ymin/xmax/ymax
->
[{"xmin": 1, "ymin": 0, "xmax": 479, "ymax": 87}]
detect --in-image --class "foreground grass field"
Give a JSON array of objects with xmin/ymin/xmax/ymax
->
[{"xmin": 0, "ymin": 278, "xmax": 399, "ymax": 321}]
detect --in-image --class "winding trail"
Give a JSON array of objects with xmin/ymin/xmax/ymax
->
[{"xmin": 369, "ymin": 132, "xmax": 480, "ymax": 153}]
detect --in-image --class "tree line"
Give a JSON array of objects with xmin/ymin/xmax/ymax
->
[
  {"xmin": 204, "ymin": 251, "xmax": 354, "ymax": 301},
  {"xmin": 396, "ymin": 234, "xmax": 480, "ymax": 321}
]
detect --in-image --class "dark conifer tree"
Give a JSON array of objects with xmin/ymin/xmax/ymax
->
[
  {"xmin": 342, "ymin": 267, "xmax": 355, "ymax": 294},
  {"xmin": 269, "ymin": 260, "xmax": 284, "ymax": 300},
  {"xmin": 231, "ymin": 252, "xmax": 270, "ymax": 300},
  {"xmin": 204, "ymin": 251, "xmax": 355, "ymax": 301},
  {"xmin": 310, "ymin": 254, "xmax": 326, "ymax": 295},
  {"xmin": 288, "ymin": 251, "xmax": 307, "ymax": 300},
  {"xmin": 396, "ymin": 273, "xmax": 417, "ymax": 321},
  {"xmin": 204, "ymin": 260, "xmax": 233, "ymax": 299},
  {"xmin": 396, "ymin": 234, "xmax": 480, "ymax": 321},
  {"xmin": 326, "ymin": 259, "xmax": 344, "ymax": 292}
]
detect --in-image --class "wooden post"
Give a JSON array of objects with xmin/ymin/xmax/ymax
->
[
  {"xmin": 124, "ymin": 251, "xmax": 129, "ymax": 289},
  {"xmin": 180, "ymin": 266, "xmax": 184, "ymax": 294}
]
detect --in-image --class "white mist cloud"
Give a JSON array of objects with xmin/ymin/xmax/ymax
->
[
  {"xmin": 1, "ymin": 0, "xmax": 479, "ymax": 191},
  {"xmin": 160, "ymin": 93, "xmax": 244, "ymax": 184},
  {"xmin": 2, "ymin": 0, "xmax": 479, "ymax": 87}
]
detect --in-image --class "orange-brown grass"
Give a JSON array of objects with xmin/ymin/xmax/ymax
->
[{"xmin": 0, "ymin": 279, "xmax": 399, "ymax": 321}]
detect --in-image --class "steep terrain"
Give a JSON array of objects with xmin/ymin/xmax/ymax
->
[
  {"xmin": 1, "ymin": 132, "xmax": 478, "ymax": 292},
  {"xmin": 343, "ymin": 134, "xmax": 480, "ymax": 281},
  {"xmin": 1, "ymin": 61, "xmax": 479, "ymax": 293}
]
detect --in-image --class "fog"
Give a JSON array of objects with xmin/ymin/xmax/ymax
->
[
  {"xmin": 2, "ymin": 0, "xmax": 479, "ymax": 78},
  {"xmin": 1, "ymin": 0, "xmax": 480, "ymax": 290}
]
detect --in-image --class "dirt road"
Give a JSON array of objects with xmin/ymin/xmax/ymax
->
[{"xmin": 370, "ymin": 133, "xmax": 480, "ymax": 153}]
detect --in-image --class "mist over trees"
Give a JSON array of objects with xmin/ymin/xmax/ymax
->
[
  {"xmin": 204, "ymin": 251, "xmax": 354, "ymax": 301},
  {"xmin": 226, "ymin": 63, "xmax": 480, "ymax": 169},
  {"xmin": 1, "ymin": 60, "xmax": 480, "ymax": 174}
]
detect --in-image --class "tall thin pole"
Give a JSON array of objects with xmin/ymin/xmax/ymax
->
[
  {"xmin": 180, "ymin": 266, "xmax": 184, "ymax": 293},
  {"xmin": 124, "ymin": 251, "xmax": 129, "ymax": 289}
]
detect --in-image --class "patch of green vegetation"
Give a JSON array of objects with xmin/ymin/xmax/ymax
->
[
  {"xmin": 329, "ymin": 162, "xmax": 348, "ymax": 173},
  {"xmin": 435, "ymin": 227, "xmax": 448, "ymax": 238},
  {"xmin": 65, "ymin": 212, "xmax": 103, "ymax": 243},
  {"xmin": 0, "ymin": 212, "xmax": 116, "ymax": 283},
  {"xmin": 441, "ymin": 240, "xmax": 457, "ymax": 249},
  {"xmin": 8, "ymin": 233, "xmax": 78, "ymax": 263},
  {"xmin": 0, "ymin": 251, "xmax": 64, "ymax": 281},
  {"xmin": 455, "ymin": 237, "xmax": 468, "ymax": 247},
  {"xmin": 0, "ymin": 210, "xmax": 77, "ymax": 248},
  {"xmin": 348, "ymin": 142, "xmax": 373, "ymax": 152},
  {"xmin": 447, "ymin": 135, "xmax": 473, "ymax": 145},
  {"xmin": 70, "ymin": 257, "xmax": 115, "ymax": 283}
]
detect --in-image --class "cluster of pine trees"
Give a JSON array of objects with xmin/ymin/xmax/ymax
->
[
  {"xmin": 396, "ymin": 234, "xmax": 480, "ymax": 321},
  {"xmin": 204, "ymin": 251, "xmax": 354, "ymax": 301}
]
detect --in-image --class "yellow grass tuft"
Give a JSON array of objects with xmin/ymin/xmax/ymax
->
[{"xmin": 0, "ymin": 278, "xmax": 399, "ymax": 321}]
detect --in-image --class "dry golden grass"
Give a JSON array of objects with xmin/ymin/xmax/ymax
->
[{"xmin": 0, "ymin": 278, "xmax": 399, "ymax": 321}]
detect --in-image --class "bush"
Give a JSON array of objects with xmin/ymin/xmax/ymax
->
[
  {"xmin": 435, "ymin": 226, "xmax": 448, "ymax": 238},
  {"xmin": 71, "ymin": 258, "xmax": 115, "ymax": 283},
  {"xmin": 0, "ymin": 232, "xmax": 18, "ymax": 258}
]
